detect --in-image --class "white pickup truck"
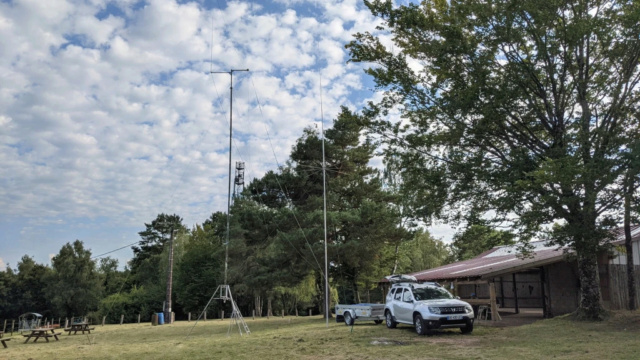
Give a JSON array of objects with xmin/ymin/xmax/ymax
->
[{"xmin": 335, "ymin": 303, "xmax": 385, "ymax": 326}]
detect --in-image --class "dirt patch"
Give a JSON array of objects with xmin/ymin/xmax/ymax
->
[
  {"xmin": 420, "ymin": 335, "xmax": 481, "ymax": 346},
  {"xmin": 370, "ymin": 338, "xmax": 407, "ymax": 345}
]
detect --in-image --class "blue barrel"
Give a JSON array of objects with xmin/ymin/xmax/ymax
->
[{"xmin": 157, "ymin": 312, "xmax": 164, "ymax": 325}]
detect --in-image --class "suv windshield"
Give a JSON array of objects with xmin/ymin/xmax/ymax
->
[{"xmin": 412, "ymin": 286, "xmax": 455, "ymax": 301}]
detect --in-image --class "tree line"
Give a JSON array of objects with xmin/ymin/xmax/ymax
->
[{"xmin": 0, "ymin": 108, "xmax": 512, "ymax": 322}]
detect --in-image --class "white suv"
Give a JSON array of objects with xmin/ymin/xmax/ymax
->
[{"xmin": 384, "ymin": 282, "xmax": 474, "ymax": 335}]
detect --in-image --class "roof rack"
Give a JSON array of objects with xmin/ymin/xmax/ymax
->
[{"xmin": 385, "ymin": 274, "xmax": 418, "ymax": 284}]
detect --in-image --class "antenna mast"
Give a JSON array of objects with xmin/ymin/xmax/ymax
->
[
  {"xmin": 211, "ymin": 68, "xmax": 249, "ymax": 285},
  {"xmin": 320, "ymin": 75, "xmax": 329, "ymax": 328},
  {"xmin": 186, "ymin": 68, "xmax": 251, "ymax": 339}
]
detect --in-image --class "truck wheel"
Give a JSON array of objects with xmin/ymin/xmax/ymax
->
[
  {"xmin": 374, "ymin": 320, "xmax": 383, "ymax": 325},
  {"xmin": 344, "ymin": 312, "xmax": 354, "ymax": 326},
  {"xmin": 385, "ymin": 310, "xmax": 397, "ymax": 329},
  {"xmin": 414, "ymin": 314, "xmax": 428, "ymax": 335}
]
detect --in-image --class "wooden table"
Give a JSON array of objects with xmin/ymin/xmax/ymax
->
[
  {"xmin": 23, "ymin": 328, "xmax": 60, "ymax": 343},
  {"xmin": 0, "ymin": 331, "xmax": 10, "ymax": 348},
  {"xmin": 64, "ymin": 323, "xmax": 95, "ymax": 335}
]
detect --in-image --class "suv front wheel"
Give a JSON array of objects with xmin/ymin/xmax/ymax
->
[
  {"xmin": 460, "ymin": 322, "xmax": 473, "ymax": 334},
  {"xmin": 414, "ymin": 314, "xmax": 430, "ymax": 335},
  {"xmin": 385, "ymin": 310, "xmax": 397, "ymax": 329}
]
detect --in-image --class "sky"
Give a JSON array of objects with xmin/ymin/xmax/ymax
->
[{"xmin": 0, "ymin": 0, "xmax": 453, "ymax": 271}]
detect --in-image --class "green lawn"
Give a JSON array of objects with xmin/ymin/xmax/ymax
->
[{"xmin": 1, "ymin": 311, "xmax": 640, "ymax": 359}]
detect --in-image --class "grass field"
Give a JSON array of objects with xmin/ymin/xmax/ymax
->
[{"xmin": 2, "ymin": 311, "xmax": 640, "ymax": 360}]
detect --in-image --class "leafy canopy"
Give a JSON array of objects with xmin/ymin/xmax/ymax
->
[{"xmin": 348, "ymin": 0, "xmax": 640, "ymax": 319}]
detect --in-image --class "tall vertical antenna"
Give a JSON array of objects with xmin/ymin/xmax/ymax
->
[
  {"xmin": 211, "ymin": 68, "xmax": 249, "ymax": 285},
  {"xmin": 320, "ymin": 74, "xmax": 329, "ymax": 328},
  {"xmin": 187, "ymin": 68, "xmax": 252, "ymax": 338}
]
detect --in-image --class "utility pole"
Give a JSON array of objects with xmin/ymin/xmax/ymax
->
[
  {"xmin": 164, "ymin": 228, "xmax": 176, "ymax": 324},
  {"xmin": 211, "ymin": 68, "xmax": 248, "ymax": 286}
]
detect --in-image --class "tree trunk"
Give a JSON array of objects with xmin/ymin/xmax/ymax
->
[
  {"xmin": 624, "ymin": 178, "xmax": 637, "ymax": 310},
  {"xmin": 255, "ymin": 295, "xmax": 262, "ymax": 317},
  {"xmin": 576, "ymin": 250, "xmax": 606, "ymax": 320},
  {"xmin": 391, "ymin": 243, "xmax": 400, "ymax": 275}
]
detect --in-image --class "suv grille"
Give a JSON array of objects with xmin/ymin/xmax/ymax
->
[{"xmin": 438, "ymin": 306, "xmax": 466, "ymax": 314}]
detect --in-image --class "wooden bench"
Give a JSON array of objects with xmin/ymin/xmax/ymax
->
[{"xmin": 1, "ymin": 338, "xmax": 10, "ymax": 348}]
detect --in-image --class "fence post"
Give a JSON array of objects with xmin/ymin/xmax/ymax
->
[
  {"xmin": 2, "ymin": 319, "xmax": 6, "ymax": 333},
  {"xmin": 65, "ymin": 318, "xmax": 69, "ymax": 328},
  {"xmin": 120, "ymin": 315, "xmax": 124, "ymax": 325},
  {"xmin": 204, "ymin": 312, "xmax": 206, "ymax": 321},
  {"xmin": 252, "ymin": 310, "xmax": 255, "ymax": 320},
  {"xmin": 221, "ymin": 311, "xmax": 224, "ymax": 321},
  {"xmin": 102, "ymin": 316, "xmax": 106, "ymax": 326},
  {"xmin": 11, "ymin": 320, "xmax": 14, "ymax": 336},
  {"xmin": 188, "ymin": 312, "xmax": 191, "ymax": 322},
  {"xmin": 138, "ymin": 314, "xmax": 141, "ymax": 324},
  {"xmin": 309, "ymin": 309, "xmax": 312, "ymax": 317},
  {"xmin": 281, "ymin": 310, "xmax": 284, "ymax": 318}
]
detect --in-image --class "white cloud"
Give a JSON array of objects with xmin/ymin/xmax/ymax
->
[{"xmin": 0, "ymin": 0, "xmax": 449, "ymax": 268}]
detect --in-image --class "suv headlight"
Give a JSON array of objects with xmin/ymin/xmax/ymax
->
[
  {"xmin": 428, "ymin": 307, "xmax": 441, "ymax": 314},
  {"xmin": 465, "ymin": 305, "xmax": 473, "ymax": 314}
]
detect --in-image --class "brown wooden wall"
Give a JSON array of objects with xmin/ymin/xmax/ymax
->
[{"xmin": 606, "ymin": 265, "xmax": 640, "ymax": 310}]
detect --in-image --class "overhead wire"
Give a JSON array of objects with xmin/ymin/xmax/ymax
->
[
  {"xmin": 249, "ymin": 77, "xmax": 326, "ymax": 276},
  {"xmin": 213, "ymin": 75, "xmax": 325, "ymax": 276},
  {"xmin": 91, "ymin": 6, "xmax": 227, "ymax": 264},
  {"xmin": 201, "ymin": 69, "xmax": 325, "ymax": 276},
  {"xmin": 90, "ymin": 241, "xmax": 142, "ymax": 260}
]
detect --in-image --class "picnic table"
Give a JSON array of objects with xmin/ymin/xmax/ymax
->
[
  {"xmin": 23, "ymin": 328, "xmax": 61, "ymax": 343},
  {"xmin": 0, "ymin": 331, "xmax": 10, "ymax": 348},
  {"xmin": 64, "ymin": 323, "xmax": 95, "ymax": 335}
]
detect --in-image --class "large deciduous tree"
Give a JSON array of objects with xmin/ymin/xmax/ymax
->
[
  {"xmin": 348, "ymin": 0, "xmax": 640, "ymax": 319},
  {"xmin": 11, "ymin": 257, "xmax": 52, "ymax": 317},
  {"xmin": 396, "ymin": 230, "xmax": 450, "ymax": 274},
  {"xmin": 47, "ymin": 240, "xmax": 102, "ymax": 316}
]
